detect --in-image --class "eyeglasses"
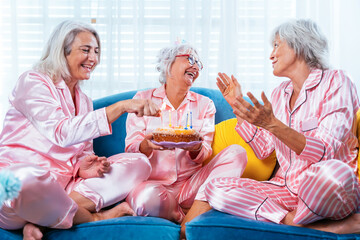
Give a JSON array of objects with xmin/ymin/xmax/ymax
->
[{"xmin": 175, "ymin": 54, "xmax": 203, "ymax": 70}]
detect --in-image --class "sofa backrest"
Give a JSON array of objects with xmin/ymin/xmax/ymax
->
[{"xmin": 93, "ymin": 87, "xmax": 235, "ymax": 157}]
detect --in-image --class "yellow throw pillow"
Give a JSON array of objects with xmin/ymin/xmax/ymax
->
[
  {"xmin": 204, "ymin": 118, "xmax": 276, "ymax": 181},
  {"xmin": 357, "ymin": 109, "xmax": 360, "ymax": 179}
]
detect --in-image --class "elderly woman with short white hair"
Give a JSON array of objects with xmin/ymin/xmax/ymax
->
[
  {"xmin": 204, "ymin": 18, "xmax": 360, "ymax": 229},
  {"xmin": 125, "ymin": 42, "xmax": 248, "ymax": 237}
]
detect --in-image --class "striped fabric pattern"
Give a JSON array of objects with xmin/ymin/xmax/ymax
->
[
  {"xmin": 205, "ymin": 68, "xmax": 360, "ymax": 224},
  {"xmin": 236, "ymin": 69, "xmax": 360, "ymax": 195}
]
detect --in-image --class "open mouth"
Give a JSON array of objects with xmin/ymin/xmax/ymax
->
[
  {"xmin": 81, "ymin": 64, "xmax": 93, "ymax": 72},
  {"xmin": 185, "ymin": 71, "xmax": 196, "ymax": 81}
]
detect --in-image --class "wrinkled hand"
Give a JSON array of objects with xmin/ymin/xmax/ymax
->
[
  {"xmin": 139, "ymin": 134, "xmax": 166, "ymax": 156},
  {"xmin": 232, "ymin": 91, "xmax": 276, "ymax": 130},
  {"xmin": 216, "ymin": 73, "xmax": 243, "ymax": 107},
  {"xmin": 79, "ymin": 155, "xmax": 110, "ymax": 179},
  {"xmin": 180, "ymin": 137, "xmax": 203, "ymax": 152},
  {"xmin": 127, "ymin": 99, "xmax": 160, "ymax": 117}
]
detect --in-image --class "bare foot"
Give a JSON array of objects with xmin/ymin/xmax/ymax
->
[
  {"xmin": 93, "ymin": 202, "xmax": 135, "ymax": 221},
  {"xmin": 180, "ymin": 200, "xmax": 212, "ymax": 240},
  {"xmin": 23, "ymin": 223, "xmax": 43, "ymax": 240},
  {"xmin": 281, "ymin": 210, "xmax": 302, "ymax": 227},
  {"xmin": 306, "ymin": 213, "xmax": 360, "ymax": 234}
]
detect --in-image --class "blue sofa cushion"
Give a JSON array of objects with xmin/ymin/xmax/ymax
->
[
  {"xmin": 1, "ymin": 216, "xmax": 180, "ymax": 240},
  {"xmin": 44, "ymin": 216, "xmax": 180, "ymax": 240},
  {"xmin": 0, "ymin": 229, "xmax": 22, "ymax": 240},
  {"xmin": 186, "ymin": 210, "xmax": 360, "ymax": 240}
]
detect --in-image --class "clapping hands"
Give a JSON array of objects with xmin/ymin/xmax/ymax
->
[
  {"xmin": 216, "ymin": 73, "xmax": 243, "ymax": 107},
  {"xmin": 216, "ymin": 72, "xmax": 275, "ymax": 130}
]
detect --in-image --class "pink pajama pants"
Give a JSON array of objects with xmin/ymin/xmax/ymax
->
[
  {"xmin": 0, "ymin": 153, "xmax": 151, "ymax": 230},
  {"xmin": 126, "ymin": 144, "xmax": 248, "ymax": 223},
  {"xmin": 205, "ymin": 160, "xmax": 360, "ymax": 224}
]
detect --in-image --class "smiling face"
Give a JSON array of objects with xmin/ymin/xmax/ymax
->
[
  {"xmin": 270, "ymin": 35, "xmax": 298, "ymax": 78},
  {"xmin": 65, "ymin": 31, "xmax": 99, "ymax": 83},
  {"xmin": 168, "ymin": 51, "xmax": 200, "ymax": 88}
]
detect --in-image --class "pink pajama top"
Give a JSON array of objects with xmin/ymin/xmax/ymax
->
[
  {"xmin": 236, "ymin": 69, "xmax": 360, "ymax": 195},
  {"xmin": 125, "ymin": 85, "xmax": 216, "ymax": 185},
  {"xmin": 0, "ymin": 70, "xmax": 111, "ymax": 189}
]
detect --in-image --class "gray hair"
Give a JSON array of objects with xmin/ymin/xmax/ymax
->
[
  {"xmin": 156, "ymin": 42, "xmax": 201, "ymax": 84},
  {"xmin": 270, "ymin": 19, "xmax": 329, "ymax": 70},
  {"xmin": 33, "ymin": 20, "xmax": 101, "ymax": 83}
]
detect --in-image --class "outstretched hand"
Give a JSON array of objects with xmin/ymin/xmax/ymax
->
[
  {"xmin": 79, "ymin": 155, "xmax": 111, "ymax": 179},
  {"xmin": 216, "ymin": 72, "xmax": 243, "ymax": 107},
  {"xmin": 232, "ymin": 91, "xmax": 276, "ymax": 130},
  {"xmin": 106, "ymin": 98, "xmax": 161, "ymax": 124},
  {"xmin": 127, "ymin": 99, "xmax": 161, "ymax": 117}
]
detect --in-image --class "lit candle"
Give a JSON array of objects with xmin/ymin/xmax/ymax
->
[
  {"xmin": 178, "ymin": 109, "xmax": 182, "ymax": 127},
  {"xmin": 169, "ymin": 110, "xmax": 172, "ymax": 127},
  {"xmin": 190, "ymin": 111, "xmax": 193, "ymax": 129},
  {"xmin": 160, "ymin": 102, "xmax": 166, "ymax": 127},
  {"xmin": 185, "ymin": 112, "xmax": 189, "ymax": 129}
]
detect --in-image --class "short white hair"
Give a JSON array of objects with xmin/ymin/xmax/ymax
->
[
  {"xmin": 156, "ymin": 43, "xmax": 201, "ymax": 84},
  {"xmin": 270, "ymin": 19, "xmax": 329, "ymax": 70},
  {"xmin": 33, "ymin": 20, "xmax": 101, "ymax": 83}
]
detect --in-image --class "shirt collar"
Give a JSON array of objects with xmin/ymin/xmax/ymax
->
[
  {"xmin": 153, "ymin": 84, "xmax": 196, "ymax": 102},
  {"xmin": 54, "ymin": 78, "xmax": 67, "ymax": 89},
  {"xmin": 284, "ymin": 68, "xmax": 323, "ymax": 95}
]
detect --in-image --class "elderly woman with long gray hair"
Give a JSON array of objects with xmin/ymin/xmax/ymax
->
[{"xmin": 0, "ymin": 20, "xmax": 161, "ymax": 240}]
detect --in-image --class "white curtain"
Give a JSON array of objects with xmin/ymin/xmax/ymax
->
[{"xmin": 0, "ymin": 0, "xmax": 359, "ymax": 132}]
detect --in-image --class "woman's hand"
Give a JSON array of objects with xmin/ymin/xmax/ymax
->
[
  {"xmin": 79, "ymin": 155, "xmax": 110, "ymax": 179},
  {"xmin": 234, "ymin": 91, "xmax": 306, "ymax": 155},
  {"xmin": 139, "ymin": 134, "xmax": 165, "ymax": 157},
  {"xmin": 232, "ymin": 91, "xmax": 276, "ymax": 130},
  {"xmin": 106, "ymin": 99, "xmax": 161, "ymax": 124},
  {"xmin": 180, "ymin": 137, "xmax": 203, "ymax": 152},
  {"xmin": 216, "ymin": 73, "xmax": 243, "ymax": 107},
  {"xmin": 126, "ymin": 99, "xmax": 161, "ymax": 117}
]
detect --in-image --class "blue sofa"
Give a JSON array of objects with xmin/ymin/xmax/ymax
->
[{"xmin": 1, "ymin": 87, "xmax": 360, "ymax": 240}]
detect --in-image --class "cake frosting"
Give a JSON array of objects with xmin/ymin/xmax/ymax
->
[{"xmin": 152, "ymin": 127, "xmax": 200, "ymax": 143}]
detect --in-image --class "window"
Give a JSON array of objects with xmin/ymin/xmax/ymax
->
[{"xmin": 1, "ymin": 0, "xmax": 359, "ymax": 131}]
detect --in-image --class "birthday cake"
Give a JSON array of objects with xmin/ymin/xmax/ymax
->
[{"xmin": 152, "ymin": 127, "xmax": 200, "ymax": 143}]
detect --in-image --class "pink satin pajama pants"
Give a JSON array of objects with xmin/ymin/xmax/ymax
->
[
  {"xmin": 205, "ymin": 159, "xmax": 360, "ymax": 224},
  {"xmin": 0, "ymin": 153, "xmax": 151, "ymax": 230},
  {"xmin": 126, "ymin": 144, "xmax": 248, "ymax": 223}
]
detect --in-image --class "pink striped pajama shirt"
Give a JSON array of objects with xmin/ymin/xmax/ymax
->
[{"xmin": 205, "ymin": 69, "xmax": 360, "ymax": 224}]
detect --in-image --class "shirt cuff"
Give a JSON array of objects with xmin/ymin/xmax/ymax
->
[
  {"xmin": 298, "ymin": 135, "xmax": 326, "ymax": 163},
  {"xmin": 95, "ymin": 108, "xmax": 112, "ymax": 136},
  {"xmin": 235, "ymin": 120, "xmax": 258, "ymax": 143}
]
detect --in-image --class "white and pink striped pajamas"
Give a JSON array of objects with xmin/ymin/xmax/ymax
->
[{"xmin": 205, "ymin": 69, "xmax": 360, "ymax": 224}]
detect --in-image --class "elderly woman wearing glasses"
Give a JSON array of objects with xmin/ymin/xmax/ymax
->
[{"xmin": 125, "ymin": 42, "xmax": 247, "ymax": 235}]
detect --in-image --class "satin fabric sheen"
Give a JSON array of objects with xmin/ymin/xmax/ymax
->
[
  {"xmin": 125, "ymin": 86, "xmax": 248, "ymax": 222},
  {"xmin": 205, "ymin": 69, "xmax": 360, "ymax": 224},
  {"xmin": 0, "ymin": 71, "xmax": 151, "ymax": 229}
]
